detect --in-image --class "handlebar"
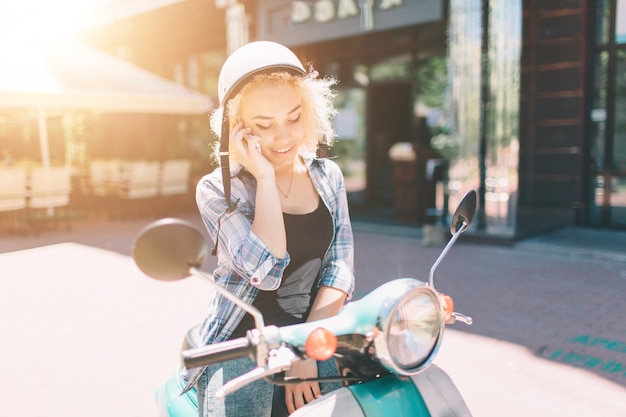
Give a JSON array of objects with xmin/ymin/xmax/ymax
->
[{"xmin": 182, "ymin": 337, "xmax": 253, "ymax": 369}]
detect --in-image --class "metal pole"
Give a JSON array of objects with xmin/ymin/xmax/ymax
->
[
  {"xmin": 37, "ymin": 107, "xmax": 50, "ymax": 169},
  {"xmin": 476, "ymin": 0, "xmax": 490, "ymax": 230},
  {"xmin": 226, "ymin": 2, "xmax": 249, "ymax": 54}
]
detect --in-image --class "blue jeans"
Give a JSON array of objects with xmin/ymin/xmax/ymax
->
[{"xmin": 197, "ymin": 357, "xmax": 341, "ymax": 417}]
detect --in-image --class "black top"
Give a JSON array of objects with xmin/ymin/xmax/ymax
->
[{"xmin": 230, "ymin": 200, "xmax": 333, "ymax": 338}]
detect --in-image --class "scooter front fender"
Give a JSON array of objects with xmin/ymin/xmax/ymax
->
[
  {"xmin": 291, "ymin": 364, "xmax": 472, "ymax": 417},
  {"xmin": 290, "ymin": 374, "xmax": 429, "ymax": 417},
  {"xmin": 290, "ymin": 387, "xmax": 366, "ymax": 417},
  {"xmin": 410, "ymin": 364, "xmax": 472, "ymax": 417},
  {"xmin": 348, "ymin": 374, "xmax": 430, "ymax": 417}
]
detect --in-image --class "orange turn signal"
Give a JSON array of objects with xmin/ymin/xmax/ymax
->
[
  {"xmin": 305, "ymin": 327, "xmax": 338, "ymax": 361},
  {"xmin": 440, "ymin": 294, "xmax": 454, "ymax": 323}
]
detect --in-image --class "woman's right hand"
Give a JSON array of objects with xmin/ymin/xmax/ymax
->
[
  {"xmin": 231, "ymin": 122, "xmax": 274, "ymax": 181},
  {"xmin": 231, "ymin": 123, "xmax": 286, "ymax": 257}
]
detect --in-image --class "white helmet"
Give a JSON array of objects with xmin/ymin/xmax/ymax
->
[
  {"xmin": 217, "ymin": 41, "xmax": 306, "ymax": 106},
  {"xmin": 215, "ymin": 41, "xmax": 306, "ymax": 215}
]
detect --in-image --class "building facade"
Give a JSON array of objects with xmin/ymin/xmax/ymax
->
[{"xmin": 80, "ymin": 0, "xmax": 626, "ymax": 236}]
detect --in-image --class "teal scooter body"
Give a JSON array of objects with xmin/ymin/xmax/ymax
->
[
  {"xmin": 155, "ymin": 368, "xmax": 197, "ymax": 417},
  {"xmin": 347, "ymin": 375, "xmax": 429, "ymax": 417},
  {"xmin": 154, "ymin": 364, "xmax": 463, "ymax": 417}
]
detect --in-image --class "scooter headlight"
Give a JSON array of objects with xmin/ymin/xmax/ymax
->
[{"xmin": 375, "ymin": 285, "xmax": 443, "ymax": 375}]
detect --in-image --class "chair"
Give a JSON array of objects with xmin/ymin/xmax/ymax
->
[
  {"xmin": 114, "ymin": 161, "xmax": 160, "ymax": 218},
  {"xmin": 159, "ymin": 159, "xmax": 192, "ymax": 196},
  {"xmin": 158, "ymin": 159, "xmax": 192, "ymax": 214},
  {"xmin": 88, "ymin": 160, "xmax": 121, "ymax": 217},
  {"xmin": 28, "ymin": 166, "xmax": 73, "ymax": 232},
  {"xmin": 0, "ymin": 167, "xmax": 28, "ymax": 234},
  {"xmin": 89, "ymin": 160, "xmax": 117, "ymax": 197},
  {"xmin": 121, "ymin": 161, "xmax": 160, "ymax": 198}
]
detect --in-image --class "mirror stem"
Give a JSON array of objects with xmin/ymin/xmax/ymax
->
[
  {"xmin": 190, "ymin": 267, "xmax": 267, "ymax": 366},
  {"xmin": 428, "ymin": 222, "xmax": 468, "ymax": 287}
]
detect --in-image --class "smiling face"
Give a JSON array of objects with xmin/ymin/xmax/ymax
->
[
  {"xmin": 217, "ymin": 71, "xmax": 336, "ymax": 169},
  {"xmin": 239, "ymin": 80, "xmax": 307, "ymax": 171}
]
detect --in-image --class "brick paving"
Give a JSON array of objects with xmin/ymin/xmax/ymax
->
[{"xmin": 1, "ymin": 209, "xmax": 625, "ymax": 416}]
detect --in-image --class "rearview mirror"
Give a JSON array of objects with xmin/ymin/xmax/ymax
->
[
  {"xmin": 450, "ymin": 190, "xmax": 477, "ymax": 235},
  {"xmin": 133, "ymin": 218, "xmax": 208, "ymax": 281}
]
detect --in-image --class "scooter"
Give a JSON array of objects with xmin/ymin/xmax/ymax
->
[{"xmin": 132, "ymin": 190, "xmax": 478, "ymax": 417}]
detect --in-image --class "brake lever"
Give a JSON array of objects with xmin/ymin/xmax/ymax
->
[
  {"xmin": 216, "ymin": 346, "xmax": 298, "ymax": 400},
  {"xmin": 450, "ymin": 312, "xmax": 473, "ymax": 325}
]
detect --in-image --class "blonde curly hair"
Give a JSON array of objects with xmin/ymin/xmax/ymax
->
[{"xmin": 209, "ymin": 68, "xmax": 337, "ymax": 165}]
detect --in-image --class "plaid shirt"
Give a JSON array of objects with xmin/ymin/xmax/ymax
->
[{"xmin": 195, "ymin": 153, "xmax": 355, "ymax": 345}]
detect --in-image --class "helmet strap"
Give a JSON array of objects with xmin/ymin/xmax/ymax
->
[
  {"xmin": 220, "ymin": 110, "xmax": 236, "ymax": 212},
  {"xmin": 317, "ymin": 139, "xmax": 330, "ymax": 158},
  {"xmin": 211, "ymin": 111, "xmax": 237, "ymax": 257}
]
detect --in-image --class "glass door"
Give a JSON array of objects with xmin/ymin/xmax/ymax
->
[
  {"xmin": 589, "ymin": 0, "xmax": 626, "ymax": 227},
  {"xmin": 332, "ymin": 88, "xmax": 367, "ymax": 206}
]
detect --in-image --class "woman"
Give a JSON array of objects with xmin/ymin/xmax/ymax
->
[{"xmin": 194, "ymin": 41, "xmax": 355, "ymax": 416}]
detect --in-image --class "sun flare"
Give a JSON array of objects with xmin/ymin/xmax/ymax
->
[{"xmin": 4, "ymin": 0, "xmax": 100, "ymax": 38}]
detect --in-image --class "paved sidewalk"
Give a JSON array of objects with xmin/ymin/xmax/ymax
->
[{"xmin": 1, "ymin": 211, "xmax": 625, "ymax": 416}]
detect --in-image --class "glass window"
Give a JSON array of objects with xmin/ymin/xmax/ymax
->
[
  {"xmin": 369, "ymin": 54, "xmax": 411, "ymax": 81},
  {"xmin": 332, "ymin": 88, "xmax": 367, "ymax": 205},
  {"xmin": 589, "ymin": 0, "xmax": 626, "ymax": 227},
  {"xmin": 589, "ymin": 173, "xmax": 605, "ymax": 225},
  {"xmin": 617, "ymin": 0, "xmax": 626, "ymax": 44},
  {"xmin": 614, "ymin": 50, "xmax": 626, "ymax": 169},
  {"xmin": 447, "ymin": 0, "xmax": 520, "ymax": 235},
  {"xmin": 610, "ymin": 177, "xmax": 626, "ymax": 225},
  {"xmin": 597, "ymin": 0, "xmax": 611, "ymax": 45},
  {"xmin": 591, "ymin": 51, "xmax": 608, "ymax": 171}
]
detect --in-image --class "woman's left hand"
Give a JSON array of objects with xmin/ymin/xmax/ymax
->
[{"xmin": 284, "ymin": 358, "xmax": 321, "ymax": 413}]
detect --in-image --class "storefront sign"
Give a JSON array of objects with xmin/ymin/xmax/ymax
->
[
  {"xmin": 257, "ymin": 0, "xmax": 442, "ymax": 47},
  {"xmin": 291, "ymin": 0, "xmax": 403, "ymax": 30}
]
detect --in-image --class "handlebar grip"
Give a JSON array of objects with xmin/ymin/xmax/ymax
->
[{"xmin": 182, "ymin": 337, "xmax": 252, "ymax": 369}]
